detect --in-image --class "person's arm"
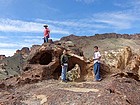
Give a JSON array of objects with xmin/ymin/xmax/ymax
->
[
  {"xmin": 48, "ymin": 28, "xmax": 50, "ymax": 34},
  {"xmin": 67, "ymin": 54, "xmax": 72, "ymax": 58},
  {"xmin": 60, "ymin": 55, "xmax": 64, "ymax": 66},
  {"xmin": 93, "ymin": 57, "xmax": 101, "ymax": 60}
]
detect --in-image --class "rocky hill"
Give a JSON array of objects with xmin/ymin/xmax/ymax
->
[
  {"xmin": 60, "ymin": 33, "xmax": 140, "ymax": 58},
  {"xmin": 0, "ymin": 47, "xmax": 30, "ymax": 80},
  {"xmin": 0, "ymin": 33, "xmax": 140, "ymax": 105}
]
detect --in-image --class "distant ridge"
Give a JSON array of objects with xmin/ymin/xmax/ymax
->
[
  {"xmin": 60, "ymin": 33, "xmax": 140, "ymax": 58},
  {"xmin": 61, "ymin": 33, "xmax": 140, "ymax": 41}
]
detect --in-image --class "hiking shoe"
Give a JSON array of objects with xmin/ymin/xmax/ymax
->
[
  {"xmin": 96, "ymin": 78, "xmax": 102, "ymax": 81},
  {"xmin": 61, "ymin": 80, "xmax": 67, "ymax": 83},
  {"xmin": 94, "ymin": 78, "xmax": 102, "ymax": 82}
]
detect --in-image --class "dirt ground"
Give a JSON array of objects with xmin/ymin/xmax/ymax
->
[{"xmin": 0, "ymin": 76, "xmax": 140, "ymax": 105}]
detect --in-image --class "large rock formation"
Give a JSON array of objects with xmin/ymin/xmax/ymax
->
[
  {"xmin": 102, "ymin": 46, "xmax": 140, "ymax": 80},
  {"xmin": 116, "ymin": 46, "xmax": 132, "ymax": 70},
  {"xmin": 18, "ymin": 43, "xmax": 88, "ymax": 85},
  {"xmin": 15, "ymin": 47, "xmax": 30, "ymax": 58}
]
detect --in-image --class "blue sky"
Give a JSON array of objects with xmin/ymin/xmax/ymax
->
[{"xmin": 0, "ymin": 0, "xmax": 140, "ymax": 56}]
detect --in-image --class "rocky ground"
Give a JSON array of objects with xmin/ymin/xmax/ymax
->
[
  {"xmin": 0, "ymin": 33, "xmax": 140, "ymax": 105},
  {"xmin": 0, "ymin": 76, "xmax": 140, "ymax": 105}
]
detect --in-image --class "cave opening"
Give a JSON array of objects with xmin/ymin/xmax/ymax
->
[{"xmin": 39, "ymin": 52, "xmax": 52, "ymax": 65}]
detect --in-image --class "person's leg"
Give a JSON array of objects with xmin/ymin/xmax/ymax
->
[
  {"xmin": 44, "ymin": 37, "xmax": 46, "ymax": 43},
  {"xmin": 61, "ymin": 65, "xmax": 67, "ymax": 81},
  {"xmin": 61, "ymin": 66, "xmax": 65, "ymax": 81},
  {"xmin": 46, "ymin": 37, "xmax": 48, "ymax": 43},
  {"xmin": 96, "ymin": 63, "xmax": 101, "ymax": 80},
  {"xmin": 94, "ymin": 62, "xmax": 98, "ymax": 80},
  {"xmin": 64, "ymin": 65, "xmax": 68, "ymax": 80}
]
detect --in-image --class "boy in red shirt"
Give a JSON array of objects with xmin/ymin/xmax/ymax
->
[{"xmin": 43, "ymin": 25, "xmax": 50, "ymax": 43}]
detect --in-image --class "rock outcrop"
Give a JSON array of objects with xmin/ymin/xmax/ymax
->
[
  {"xmin": 18, "ymin": 43, "xmax": 88, "ymax": 85},
  {"xmin": 116, "ymin": 46, "xmax": 132, "ymax": 70},
  {"xmin": 0, "ymin": 55, "xmax": 6, "ymax": 60},
  {"xmin": 15, "ymin": 47, "xmax": 30, "ymax": 58},
  {"xmin": 67, "ymin": 64, "xmax": 80, "ymax": 81},
  {"xmin": 102, "ymin": 46, "xmax": 140, "ymax": 80}
]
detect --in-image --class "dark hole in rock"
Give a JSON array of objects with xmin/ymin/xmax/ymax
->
[
  {"xmin": 52, "ymin": 65, "xmax": 62, "ymax": 80},
  {"xmin": 107, "ymin": 88, "xmax": 115, "ymax": 93},
  {"xmin": 126, "ymin": 99, "xmax": 131, "ymax": 104},
  {"xmin": 24, "ymin": 66, "xmax": 31, "ymax": 71},
  {"xmin": 124, "ymin": 80, "xmax": 132, "ymax": 83},
  {"xmin": 39, "ymin": 52, "xmax": 52, "ymax": 65},
  {"xmin": 35, "ymin": 75, "xmax": 40, "ymax": 78},
  {"xmin": 127, "ymin": 72, "xmax": 139, "ymax": 81},
  {"xmin": 127, "ymin": 73, "xmax": 133, "ymax": 77},
  {"xmin": 24, "ymin": 78, "xmax": 31, "ymax": 84}
]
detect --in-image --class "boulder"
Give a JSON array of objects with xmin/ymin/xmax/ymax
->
[
  {"xmin": 0, "ymin": 55, "xmax": 6, "ymax": 60},
  {"xmin": 55, "ymin": 41, "xmax": 83, "ymax": 56},
  {"xmin": 16, "ymin": 43, "xmax": 89, "ymax": 85},
  {"xmin": 102, "ymin": 46, "xmax": 140, "ymax": 81},
  {"xmin": 116, "ymin": 46, "xmax": 132, "ymax": 70},
  {"xmin": 48, "ymin": 39, "xmax": 53, "ymax": 43},
  {"xmin": 65, "ymin": 41, "xmax": 75, "ymax": 47},
  {"xmin": 15, "ymin": 47, "xmax": 30, "ymax": 55},
  {"xmin": 67, "ymin": 64, "xmax": 80, "ymax": 81},
  {"xmin": 124, "ymin": 55, "xmax": 140, "ymax": 80}
]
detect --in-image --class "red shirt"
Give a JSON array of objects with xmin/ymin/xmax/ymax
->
[{"xmin": 44, "ymin": 28, "xmax": 50, "ymax": 37}]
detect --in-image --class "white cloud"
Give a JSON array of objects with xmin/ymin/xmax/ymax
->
[
  {"xmin": 36, "ymin": 19, "xmax": 106, "ymax": 29},
  {"xmin": 114, "ymin": 0, "xmax": 140, "ymax": 8},
  {"xmin": 36, "ymin": 11, "xmax": 136, "ymax": 34},
  {"xmin": 21, "ymin": 36, "xmax": 42, "ymax": 39},
  {"xmin": 92, "ymin": 12, "xmax": 136, "ymax": 30},
  {"xmin": 24, "ymin": 37, "xmax": 59, "ymax": 43},
  {"xmin": 0, "ymin": 49, "xmax": 15, "ymax": 56},
  {"xmin": 0, "ymin": 43, "xmax": 19, "ymax": 47},
  {"xmin": 0, "ymin": 36, "xmax": 8, "ymax": 39},
  {"xmin": 0, "ymin": 18, "xmax": 70, "ymax": 34},
  {"xmin": 0, "ymin": 42, "xmax": 32, "ymax": 48},
  {"xmin": 24, "ymin": 39, "xmax": 42, "ymax": 43},
  {"xmin": 0, "ymin": 37, "xmax": 60, "ymax": 56}
]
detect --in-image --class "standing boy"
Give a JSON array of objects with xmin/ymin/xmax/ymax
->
[
  {"xmin": 93, "ymin": 46, "xmax": 102, "ymax": 81},
  {"xmin": 60, "ymin": 50, "xmax": 69, "ymax": 82},
  {"xmin": 43, "ymin": 24, "xmax": 50, "ymax": 43}
]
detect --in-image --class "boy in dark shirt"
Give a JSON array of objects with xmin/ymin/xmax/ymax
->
[{"xmin": 60, "ymin": 50, "xmax": 69, "ymax": 82}]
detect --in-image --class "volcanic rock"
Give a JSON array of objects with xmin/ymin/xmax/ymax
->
[
  {"xmin": 116, "ymin": 46, "xmax": 132, "ymax": 70},
  {"xmin": 13, "ymin": 43, "xmax": 89, "ymax": 85},
  {"xmin": 0, "ymin": 55, "xmax": 6, "ymax": 60}
]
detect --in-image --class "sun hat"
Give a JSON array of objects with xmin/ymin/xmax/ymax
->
[{"xmin": 44, "ymin": 24, "xmax": 48, "ymax": 27}]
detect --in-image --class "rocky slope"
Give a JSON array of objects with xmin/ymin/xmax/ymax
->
[
  {"xmin": 60, "ymin": 33, "xmax": 140, "ymax": 58},
  {"xmin": 0, "ymin": 33, "xmax": 140, "ymax": 105},
  {"xmin": 0, "ymin": 47, "xmax": 30, "ymax": 80}
]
